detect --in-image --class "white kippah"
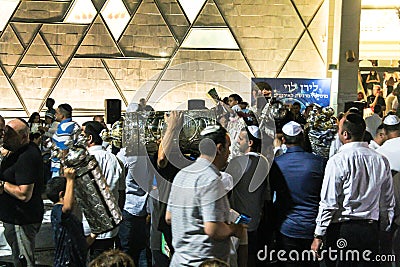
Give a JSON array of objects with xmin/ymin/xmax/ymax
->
[
  {"xmin": 282, "ymin": 121, "xmax": 303, "ymax": 136},
  {"xmin": 383, "ymin": 115, "xmax": 400, "ymax": 126},
  {"xmin": 247, "ymin": 125, "xmax": 261, "ymax": 139}
]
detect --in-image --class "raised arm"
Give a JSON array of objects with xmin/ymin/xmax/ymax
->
[
  {"xmin": 157, "ymin": 111, "xmax": 185, "ymax": 169},
  {"xmin": 62, "ymin": 167, "xmax": 75, "ymax": 213}
]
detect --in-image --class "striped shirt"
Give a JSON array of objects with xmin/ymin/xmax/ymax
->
[{"xmin": 51, "ymin": 118, "xmax": 80, "ymax": 175}]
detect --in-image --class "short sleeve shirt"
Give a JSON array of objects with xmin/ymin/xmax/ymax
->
[
  {"xmin": 51, "ymin": 204, "xmax": 87, "ymax": 267},
  {"xmin": 0, "ymin": 142, "xmax": 44, "ymax": 224},
  {"xmin": 167, "ymin": 158, "xmax": 231, "ymax": 266}
]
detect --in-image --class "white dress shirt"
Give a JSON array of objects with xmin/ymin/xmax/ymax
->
[
  {"xmin": 376, "ymin": 137, "xmax": 400, "ymax": 172},
  {"xmin": 83, "ymin": 145, "xmax": 125, "ymax": 239},
  {"xmin": 368, "ymin": 140, "xmax": 380, "ymax": 150},
  {"xmin": 315, "ymin": 142, "xmax": 394, "ymax": 236}
]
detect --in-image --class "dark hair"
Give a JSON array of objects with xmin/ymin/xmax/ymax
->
[
  {"xmin": 46, "ymin": 176, "xmax": 66, "ymax": 203},
  {"xmin": 83, "ymin": 121, "xmax": 105, "ymax": 145},
  {"xmin": 199, "ymin": 124, "xmax": 228, "ymax": 157},
  {"xmin": 29, "ymin": 132, "xmax": 41, "ymax": 142},
  {"xmin": 283, "ymin": 132, "xmax": 304, "ymax": 146},
  {"xmin": 28, "ymin": 112, "xmax": 40, "ymax": 123},
  {"xmin": 374, "ymin": 104, "xmax": 382, "ymax": 114},
  {"xmin": 46, "ymin": 98, "xmax": 55, "ymax": 107},
  {"xmin": 347, "ymin": 107, "xmax": 361, "ymax": 115},
  {"xmin": 89, "ymin": 249, "xmax": 135, "ymax": 267},
  {"xmin": 292, "ymin": 102, "xmax": 301, "ymax": 107},
  {"xmin": 383, "ymin": 122, "xmax": 400, "ymax": 134},
  {"xmin": 342, "ymin": 113, "xmax": 366, "ymax": 141},
  {"xmin": 0, "ymin": 115, "xmax": 4, "ymax": 125},
  {"xmin": 256, "ymin": 82, "xmax": 272, "ymax": 91},
  {"xmin": 229, "ymin": 94, "xmax": 242, "ymax": 104},
  {"xmin": 58, "ymin": 104, "xmax": 72, "ymax": 118}
]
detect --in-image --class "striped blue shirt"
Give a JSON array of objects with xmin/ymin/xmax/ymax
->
[{"xmin": 51, "ymin": 118, "xmax": 80, "ymax": 175}]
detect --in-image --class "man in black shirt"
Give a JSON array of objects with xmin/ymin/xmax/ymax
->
[
  {"xmin": 0, "ymin": 118, "xmax": 44, "ymax": 266},
  {"xmin": 367, "ymin": 85, "xmax": 386, "ymax": 111}
]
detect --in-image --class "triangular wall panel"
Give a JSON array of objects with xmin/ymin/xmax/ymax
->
[
  {"xmin": 13, "ymin": 1, "xmax": 70, "ymax": 22},
  {"xmin": 12, "ymin": 23, "xmax": 41, "ymax": 47},
  {"xmin": 103, "ymin": 58, "xmax": 168, "ymax": 103},
  {"xmin": 119, "ymin": 0, "xmax": 177, "ymax": 58},
  {"xmin": 178, "ymin": 0, "xmax": 206, "ymax": 23},
  {"xmin": 0, "ymin": 24, "xmax": 24, "ymax": 75},
  {"xmin": 0, "ymin": 71, "xmax": 26, "ymax": 118},
  {"xmin": 50, "ymin": 58, "xmax": 127, "ymax": 110},
  {"xmin": 194, "ymin": 0, "xmax": 225, "ymax": 27},
  {"xmin": 12, "ymin": 67, "xmax": 61, "ymax": 112},
  {"xmin": 92, "ymin": 0, "xmax": 107, "ymax": 12},
  {"xmin": 307, "ymin": 0, "xmax": 329, "ymax": 63},
  {"xmin": 148, "ymin": 49, "xmax": 253, "ymax": 106},
  {"xmin": 41, "ymin": 24, "xmax": 88, "ymax": 66},
  {"xmin": 155, "ymin": 0, "xmax": 190, "ymax": 42},
  {"xmin": 215, "ymin": 0, "xmax": 304, "ymax": 77},
  {"xmin": 76, "ymin": 15, "xmax": 122, "ymax": 56},
  {"xmin": 292, "ymin": 0, "xmax": 325, "ymax": 26},
  {"xmin": 279, "ymin": 34, "xmax": 325, "ymax": 78},
  {"xmin": 124, "ymin": 0, "xmax": 141, "ymax": 14},
  {"xmin": 20, "ymin": 34, "xmax": 59, "ymax": 66}
]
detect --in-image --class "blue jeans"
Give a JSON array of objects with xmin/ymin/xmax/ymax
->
[{"xmin": 118, "ymin": 210, "xmax": 148, "ymax": 267}]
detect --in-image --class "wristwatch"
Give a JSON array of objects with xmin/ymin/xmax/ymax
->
[{"xmin": 314, "ymin": 233, "xmax": 324, "ymax": 240}]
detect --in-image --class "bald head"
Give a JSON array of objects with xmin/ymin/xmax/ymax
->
[
  {"xmin": 8, "ymin": 119, "xmax": 29, "ymax": 135},
  {"xmin": 3, "ymin": 118, "xmax": 29, "ymax": 151}
]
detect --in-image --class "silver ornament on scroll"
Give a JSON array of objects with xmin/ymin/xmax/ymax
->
[
  {"xmin": 307, "ymin": 106, "xmax": 338, "ymax": 158},
  {"xmin": 51, "ymin": 129, "xmax": 122, "ymax": 234}
]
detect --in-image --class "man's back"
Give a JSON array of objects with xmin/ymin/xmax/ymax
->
[
  {"xmin": 320, "ymin": 142, "xmax": 392, "ymax": 223},
  {"xmin": 167, "ymin": 158, "xmax": 230, "ymax": 266},
  {"xmin": 271, "ymin": 146, "xmax": 325, "ymax": 239},
  {"xmin": 227, "ymin": 153, "xmax": 268, "ymax": 232},
  {"xmin": 376, "ymin": 137, "xmax": 400, "ymax": 172}
]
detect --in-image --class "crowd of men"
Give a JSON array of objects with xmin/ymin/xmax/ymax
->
[{"xmin": 0, "ymin": 87, "xmax": 400, "ymax": 267}]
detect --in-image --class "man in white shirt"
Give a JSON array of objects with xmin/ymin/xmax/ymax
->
[
  {"xmin": 82, "ymin": 121, "xmax": 125, "ymax": 261},
  {"xmin": 311, "ymin": 113, "xmax": 394, "ymax": 266},
  {"xmin": 376, "ymin": 115, "xmax": 400, "ymax": 261},
  {"xmin": 376, "ymin": 115, "xmax": 400, "ymax": 173}
]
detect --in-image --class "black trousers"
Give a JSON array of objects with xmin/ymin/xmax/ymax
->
[
  {"xmin": 276, "ymin": 233, "xmax": 319, "ymax": 267},
  {"xmin": 325, "ymin": 220, "xmax": 379, "ymax": 267}
]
